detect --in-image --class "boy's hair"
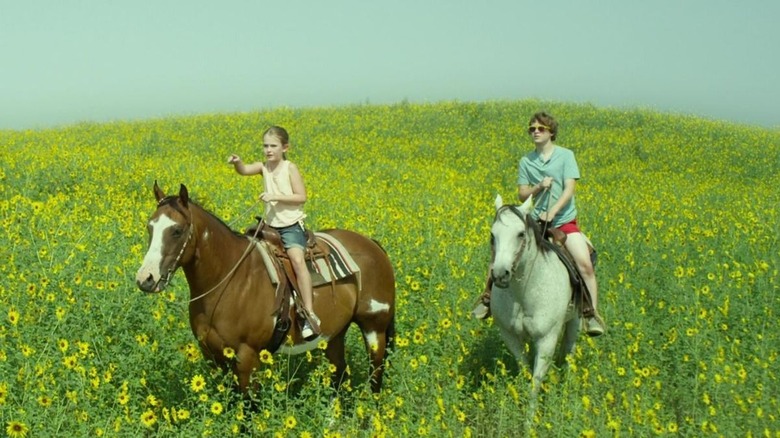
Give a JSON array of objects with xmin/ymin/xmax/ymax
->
[
  {"xmin": 529, "ymin": 112, "xmax": 558, "ymax": 141},
  {"xmin": 263, "ymin": 126, "xmax": 290, "ymax": 159}
]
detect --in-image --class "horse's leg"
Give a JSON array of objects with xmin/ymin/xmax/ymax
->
[
  {"xmin": 555, "ymin": 317, "xmax": 580, "ymax": 368},
  {"xmin": 235, "ymin": 344, "xmax": 261, "ymax": 394},
  {"xmin": 325, "ymin": 328, "xmax": 350, "ymax": 392},
  {"xmin": 497, "ymin": 325, "xmax": 529, "ymax": 367},
  {"xmin": 358, "ymin": 318, "xmax": 392, "ymax": 393},
  {"xmin": 530, "ymin": 330, "xmax": 560, "ymax": 397}
]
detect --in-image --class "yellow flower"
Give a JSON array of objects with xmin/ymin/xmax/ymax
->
[
  {"xmin": 117, "ymin": 392, "xmax": 129, "ymax": 405},
  {"xmin": 6, "ymin": 421, "xmax": 29, "ymax": 438},
  {"xmin": 258, "ymin": 350, "xmax": 273, "ymax": 365},
  {"xmin": 57, "ymin": 339, "xmax": 69, "ymax": 353},
  {"xmin": 284, "ymin": 415, "xmax": 297, "ymax": 429},
  {"xmin": 190, "ymin": 374, "xmax": 206, "ymax": 392},
  {"xmin": 210, "ymin": 402, "xmax": 223, "ymax": 415},
  {"xmin": 37, "ymin": 395, "xmax": 52, "ymax": 407},
  {"xmin": 8, "ymin": 308, "xmax": 20, "ymax": 326},
  {"xmin": 223, "ymin": 347, "xmax": 235, "ymax": 359},
  {"xmin": 140, "ymin": 410, "xmax": 157, "ymax": 428}
]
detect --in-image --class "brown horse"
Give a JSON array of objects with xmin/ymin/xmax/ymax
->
[{"xmin": 135, "ymin": 182, "xmax": 396, "ymax": 393}]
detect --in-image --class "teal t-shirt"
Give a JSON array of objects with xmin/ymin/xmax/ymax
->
[{"xmin": 517, "ymin": 145, "xmax": 580, "ymax": 227}]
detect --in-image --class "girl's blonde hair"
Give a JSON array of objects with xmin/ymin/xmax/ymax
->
[{"xmin": 263, "ymin": 126, "xmax": 290, "ymax": 159}]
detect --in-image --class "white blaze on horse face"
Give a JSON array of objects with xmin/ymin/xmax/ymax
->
[{"xmin": 135, "ymin": 214, "xmax": 178, "ymax": 284}]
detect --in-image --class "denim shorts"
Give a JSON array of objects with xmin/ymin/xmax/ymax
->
[{"xmin": 274, "ymin": 222, "xmax": 307, "ymax": 250}]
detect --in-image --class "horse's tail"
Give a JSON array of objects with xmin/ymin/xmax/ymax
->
[{"xmin": 385, "ymin": 312, "xmax": 396, "ymax": 358}]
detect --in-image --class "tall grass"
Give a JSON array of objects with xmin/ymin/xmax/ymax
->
[{"xmin": 1, "ymin": 100, "xmax": 778, "ymax": 436}]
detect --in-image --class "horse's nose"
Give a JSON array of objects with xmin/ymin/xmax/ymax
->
[
  {"xmin": 491, "ymin": 268, "xmax": 510, "ymax": 288},
  {"xmin": 137, "ymin": 274, "xmax": 156, "ymax": 292}
]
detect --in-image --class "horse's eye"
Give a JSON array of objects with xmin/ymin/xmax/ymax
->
[
  {"xmin": 172, "ymin": 228, "xmax": 183, "ymax": 237},
  {"xmin": 518, "ymin": 231, "xmax": 525, "ymax": 239}
]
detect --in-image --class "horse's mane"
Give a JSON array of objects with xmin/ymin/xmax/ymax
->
[
  {"xmin": 159, "ymin": 195, "xmax": 244, "ymax": 237},
  {"xmin": 495, "ymin": 205, "xmax": 548, "ymax": 253}
]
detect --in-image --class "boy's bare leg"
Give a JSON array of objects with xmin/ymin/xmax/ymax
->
[{"xmin": 565, "ymin": 233, "xmax": 604, "ymax": 336}]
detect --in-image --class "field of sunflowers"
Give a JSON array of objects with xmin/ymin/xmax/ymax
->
[{"xmin": 1, "ymin": 100, "xmax": 778, "ymax": 437}]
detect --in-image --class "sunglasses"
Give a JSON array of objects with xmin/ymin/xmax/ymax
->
[{"xmin": 528, "ymin": 124, "xmax": 551, "ymax": 134}]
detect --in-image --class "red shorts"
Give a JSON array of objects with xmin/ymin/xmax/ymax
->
[{"xmin": 557, "ymin": 219, "xmax": 581, "ymax": 234}]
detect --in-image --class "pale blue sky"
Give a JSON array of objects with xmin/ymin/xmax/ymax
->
[{"xmin": 1, "ymin": 0, "xmax": 778, "ymax": 130}]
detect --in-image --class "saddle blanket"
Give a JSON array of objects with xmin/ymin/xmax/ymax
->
[{"xmin": 253, "ymin": 232, "xmax": 362, "ymax": 290}]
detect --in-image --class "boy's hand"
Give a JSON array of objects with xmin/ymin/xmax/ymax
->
[{"xmin": 228, "ymin": 154, "xmax": 241, "ymax": 164}]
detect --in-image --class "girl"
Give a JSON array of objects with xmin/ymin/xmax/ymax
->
[{"xmin": 228, "ymin": 126, "xmax": 320, "ymax": 340}]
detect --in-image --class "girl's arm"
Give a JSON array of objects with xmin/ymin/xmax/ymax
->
[{"xmin": 228, "ymin": 154, "xmax": 264, "ymax": 176}]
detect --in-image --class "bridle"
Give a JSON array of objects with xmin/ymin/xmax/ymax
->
[
  {"xmin": 151, "ymin": 198, "xmax": 261, "ymax": 303},
  {"xmin": 495, "ymin": 205, "xmax": 530, "ymax": 275},
  {"xmin": 153, "ymin": 223, "xmax": 192, "ymax": 291}
]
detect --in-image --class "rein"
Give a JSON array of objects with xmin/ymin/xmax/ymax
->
[
  {"xmin": 226, "ymin": 200, "xmax": 263, "ymax": 228},
  {"xmin": 538, "ymin": 186, "xmax": 552, "ymax": 238},
  {"xmin": 187, "ymin": 223, "xmax": 263, "ymax": 303}
]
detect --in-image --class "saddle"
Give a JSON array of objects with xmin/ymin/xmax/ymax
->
[
  {"xmin": 245, "ymin": 218, "xmax": 331, "ymax": 350},
  {"xmin": 540, "ymin": 227, "xmax": 597, "ymax": 319}
]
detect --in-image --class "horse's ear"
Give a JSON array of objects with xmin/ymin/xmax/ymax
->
[
  {"xmin": 179, "ymin": 184, "xmax": 189, "ymax": 208},
  {"xmin": 153, "ymin": 180, "xmax": 165, "ymax": 202},
  {"xmin": 495, "ymin": 194, "xmax": 503, "ymax": 211},
  {"xmin": 519, "ymin": 195, "xmax": 533, "ymax": 214}
]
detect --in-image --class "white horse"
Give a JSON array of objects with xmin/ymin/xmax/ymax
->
[{"xmin": 490, "ymin": 194, "xmax": 580, "ymax": 398}]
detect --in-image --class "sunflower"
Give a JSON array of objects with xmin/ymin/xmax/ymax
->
[
  {"xmin": 284, "ymin": 415, "xmax": 297, "ymax": 429},
  {"xmin": 190, "ymin": 374, "xmax": 206, "ymax": 392},
  {"xmin": 258, "ymin": 349, "xmax": 273, "ymax": 365},
  {"xmin": 6, "ymin": 421, "xmax": 29, "ymax": 438},
  {"xmin": 57, "ymin": 339, "xmax": 69, "ymax": 353},
  {"xmin": 7, "ymin": 308, "xmax": 20, "ymax": 326},
  {"xmin": 140, "ymin": 410, "xmax": 157, "ymax": 428},
  {"xmin": 222, "ymin": 347, "xmax": 235, "ymax": 359}
]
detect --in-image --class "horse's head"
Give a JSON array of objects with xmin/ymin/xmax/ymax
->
[
  {"xmin": 490, "ymin": 194, "xmax": 540, "ymax": 288},
  {"xmin": 136, "ymin": 181, "xmax": 195, "ymax": 293}
]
